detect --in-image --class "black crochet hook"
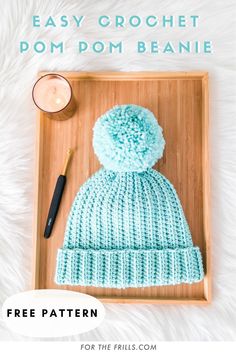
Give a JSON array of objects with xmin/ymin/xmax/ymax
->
[{"xmin": 44, "ymin": 148, "xmax": 73, "ymax": 239}]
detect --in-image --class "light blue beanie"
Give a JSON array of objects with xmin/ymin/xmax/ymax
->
[{"xmin": 55, "ymin": 104, "xmax": 204, "ymax": 288}]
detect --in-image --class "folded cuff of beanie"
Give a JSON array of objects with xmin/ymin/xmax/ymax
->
[{"xmin": 55, "ymin": 246, "xmax": 204, "ymax": 288}]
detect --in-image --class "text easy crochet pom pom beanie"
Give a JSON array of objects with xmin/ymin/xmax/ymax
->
[{"xmin": 55, "ymin": 104, "xmax": 204, "ymax": 288}]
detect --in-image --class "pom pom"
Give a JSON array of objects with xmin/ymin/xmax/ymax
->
[{"xmin": 93, "ymin": 104, "xmax": 165, "ymax": 172}]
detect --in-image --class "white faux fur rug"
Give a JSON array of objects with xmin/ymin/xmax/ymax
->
[{"xmin": 0, "ymin": 0, "xmax": 236, "ymax": 341}]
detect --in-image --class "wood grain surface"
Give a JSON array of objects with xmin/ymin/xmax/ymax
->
[{"xmin": 32, "ymin": 72, "xmax": 211, "ymax": 304}]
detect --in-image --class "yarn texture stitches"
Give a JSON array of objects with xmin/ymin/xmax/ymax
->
[{"xmin": 55, "ymin": 105, "xmax": 204, "ymax": 288}]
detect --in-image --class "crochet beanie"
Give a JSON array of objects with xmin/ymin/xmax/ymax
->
[{"xmin": 55, "ymin": 104, "xmax": 204, "ymax": 288}]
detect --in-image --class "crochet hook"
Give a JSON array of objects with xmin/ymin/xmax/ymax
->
[{"xmin": 44, "ymin": 148, "xmax": 73, "ymax": 239}]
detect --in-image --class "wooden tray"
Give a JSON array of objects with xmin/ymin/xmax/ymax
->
[{"xmin": 33, "ymin": 72, "xmax": 211, "ymax": 304}]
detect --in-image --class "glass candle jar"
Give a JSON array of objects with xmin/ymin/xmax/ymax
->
[{"xmin": 32, "ymin": 74, "xmax": 75, "ymax": 120}]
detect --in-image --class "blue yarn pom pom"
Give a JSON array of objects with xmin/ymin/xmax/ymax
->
[{"xmin": 93, "ymin": 104, "xmax": 165, "ymax": 172}]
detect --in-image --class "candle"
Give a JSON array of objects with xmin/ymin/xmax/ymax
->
[{"xmin": 32, "ymin": 74, "xmax": 75, "ymax": 120}]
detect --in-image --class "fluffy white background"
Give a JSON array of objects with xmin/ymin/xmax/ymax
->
[{"xmin": 0, "ymin": 0, "xmax": 235, "ymax": 341}]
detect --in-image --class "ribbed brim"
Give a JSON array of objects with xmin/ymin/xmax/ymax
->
[{"xmin": 55, "ymin": 247, "xmax": 204, "ymax": 288}]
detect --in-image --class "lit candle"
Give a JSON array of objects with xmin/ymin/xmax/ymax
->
[{"xmin": 32, "ymin": 74, "xmax": 75, "ymax": 119}]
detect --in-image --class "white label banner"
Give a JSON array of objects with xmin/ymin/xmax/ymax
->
[{"xmin": 1, "ymin": 289, "xmax": 105, "ymax": 338}]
